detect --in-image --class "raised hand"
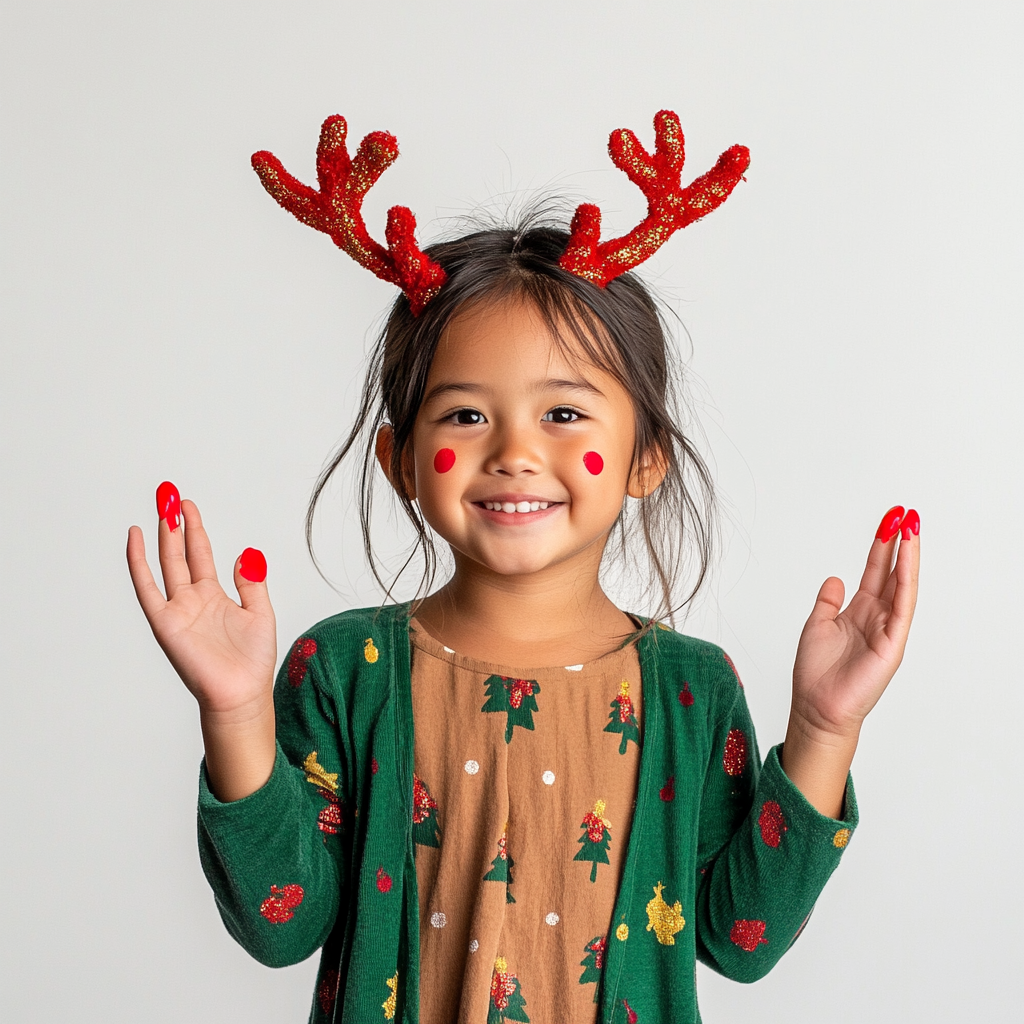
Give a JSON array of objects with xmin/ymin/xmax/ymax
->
[
  {"xmin": 126, "ymin": 483, "xmax": 278, "ymax": 800},
  {"xmin": 782, "ymin": 506, "xmax": 920, "ymax": 817}
]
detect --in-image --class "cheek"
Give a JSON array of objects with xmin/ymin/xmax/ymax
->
[
  {"xmin": 433, "ymin": 448, "xmax": 456, "ymax": 474},
  {"xmin": 583, "ymin": 451, "xmax": 604, "ymax": 476}
]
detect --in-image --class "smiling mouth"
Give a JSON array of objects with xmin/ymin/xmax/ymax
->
[{"xmin": 476, "ymin": 500, "xmax": 559, "ymax": 514}]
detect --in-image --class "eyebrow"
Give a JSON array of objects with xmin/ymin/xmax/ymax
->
[{"xmin": 423, "ymin": 377, "xmax": 605, "ymax": 405}]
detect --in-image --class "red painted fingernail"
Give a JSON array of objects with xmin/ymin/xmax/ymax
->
[
  {"xmin": 156, "ymin": 481, "xmax": 180, "ymax": 532},
  {"xmin": 900, "ymin": 509, "xmax": 920, "ymax": 540},
  {"xmin": 433, "ymin": 448, "xmax": 456, "ymax": 474},
  {"xmin": 875, "ymin": 505, "xmax": 905, "ymax": 543},
  {"xmin": 583, "ymin": 451, "xmax": 604, "ymax": 475},
  {"xmin": 239, "ymin": 547, "xmax": 267, "ymax": 583}
]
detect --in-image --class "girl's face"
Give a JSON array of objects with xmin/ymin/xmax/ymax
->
[{"xmin": 401, "ymin": 299, "xmax": 643, "ymax": 581}]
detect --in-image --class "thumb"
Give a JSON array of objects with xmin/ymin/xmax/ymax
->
[
  {"xmin": 234, "ymin": 547, "xmax": 272, "ymax": 613},
  {"xmin": 807, "ymin": 576, "xmax": 845, "ymax": 627}
]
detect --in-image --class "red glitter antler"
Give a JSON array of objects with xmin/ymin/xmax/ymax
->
[
  {"xmin": 559, "ymin": 110, "xmax": 750, "ymax": 287},
  {"xmin": 252, "ymin": 116, "xmax": 447, "ymax": 315}
]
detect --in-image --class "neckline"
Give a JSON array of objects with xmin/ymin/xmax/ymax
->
[{"xmin": 408, "ymin": 615, "xmax": 643, "ymax": 678}]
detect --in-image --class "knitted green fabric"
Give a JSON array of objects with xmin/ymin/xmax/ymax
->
[{"xmin": 197, "ymin": 604, "xmax": 857, "ymax": 1024}]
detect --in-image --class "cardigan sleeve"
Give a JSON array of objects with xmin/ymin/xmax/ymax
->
[
  {"xmin": 693, "ymin": 656, "xmax": 858, "ymax": 983},
  {"xmin": 196, "ymin": 632, "xmax": 348, "ymax": 968}
]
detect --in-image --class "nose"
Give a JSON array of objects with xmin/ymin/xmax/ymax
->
[{"xmin": 484, "ymin": 423, "xmax": 542, "ymax": 477}]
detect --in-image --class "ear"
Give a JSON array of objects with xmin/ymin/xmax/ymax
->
[
  {"xmin": 627, "ymin": 445, "xmax": 668, "ymax": 499},
  {"xmin": 375, "ymin": 424, "xmax": 417, "ymax": 501}
]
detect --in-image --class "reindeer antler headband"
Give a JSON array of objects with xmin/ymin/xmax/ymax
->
[{"xmin": 252, "ymin": 110, "xmax": 749, "ymax": 315}]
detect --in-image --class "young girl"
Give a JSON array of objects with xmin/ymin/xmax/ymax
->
[{"xmin": 127, "ymin": 112, "xmax": 919, "ymax": 1024}]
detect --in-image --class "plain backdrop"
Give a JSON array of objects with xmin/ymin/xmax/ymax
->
[{"xmin": 2, "ymin": 2, "xmax": 1022, "ymax": 1021}]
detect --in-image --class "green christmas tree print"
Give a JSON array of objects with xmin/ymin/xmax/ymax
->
[
  {"xmin": 573, "ymin": 799, "xmax": 612, "ymax": 882},
  {"xmin": 578, "ymin": 935, "xmax": 607, "ymax": 1002},
  {"xmin": 412, "ymin": 773, "xmax": 441, "ymax": 848},
  {"xmin": 483, "ymin": 823, "xmax": 516, "ymax": 903},
  {"xmin": 603, "ymin": 679, "xmax": 640, "ymax": 754},
  {"xmin": 482, "ymin": 675, "xmax": 540, "ymax": 743},
  {"xmin": 488, "ymin": 957, "xmax": 529, "ymax": 1023}
]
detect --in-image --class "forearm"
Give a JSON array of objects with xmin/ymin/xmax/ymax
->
[
  {"xmin": 780, "ymin": 716, "xmax": 858, "ymax": 819},
  {"xmin": 200, "ymin": 694, "xmax": 277, "ymax": 802}
]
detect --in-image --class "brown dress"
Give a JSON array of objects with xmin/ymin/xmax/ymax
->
[{"xmin": 409, "ymin": 619, "xmax": 642, "ymax": 1024}]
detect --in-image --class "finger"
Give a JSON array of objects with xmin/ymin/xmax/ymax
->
[
  {"xmin": 885, "ymin": 510, "xmax": 920, "ymax": 645},
  {"xmin": 806, "ymin": 576, "xmax": 845, "ymax": 628},
  {"xmin": 126, "ymin": 525, "xmax": 168, "ymax": 621},
  {"xmin": 234, "ymin": 547, "xmax": 274, "ymax": 616},
  {"xmin": 857, "ymin": 505, "xmax": 904, "ymax": 597},
  {"xmin": 155, "ymin": 481, "xmax": 192, "ymax": 598},
  {"xmin": 180, "ymin": 499, "xmax": 220, "ymax": 584}
]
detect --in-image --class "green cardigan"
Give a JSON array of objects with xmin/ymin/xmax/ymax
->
[{"xmin": 198, "ymin": 604, "xmax": 857, "ymax": 1024}]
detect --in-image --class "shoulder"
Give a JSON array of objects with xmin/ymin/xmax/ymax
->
[
  {"xmin": 281, "ymin": 604, "xmax": 411, "ymax": 685},
  {"xmin": 640, "ymin": 623, "xmax": 744, "ymax": 711}
]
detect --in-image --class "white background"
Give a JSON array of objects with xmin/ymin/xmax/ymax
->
[{"xmin": 3, "ymin": 2, "xmax": 1022, "ymax": 1021}]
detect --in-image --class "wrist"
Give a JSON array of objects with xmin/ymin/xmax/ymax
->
[
  {"xmin": 781, "ymin": 717, "xmax": 859, "ymax": 820},
  {"xmin": 200, "ymin": 697, "xmax": 277, "ymax": 803}
]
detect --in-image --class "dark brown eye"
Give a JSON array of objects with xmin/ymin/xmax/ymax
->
[
  {"xmin": 543, "ymin": 407, "xmax": 581, "ymax": 424},
  {"xmin": 454, "ymin": 409, "xmax": 485, "ymax": 425}
]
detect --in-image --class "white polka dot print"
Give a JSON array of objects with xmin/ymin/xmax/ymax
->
[
  {"xmin": 542, "ymin": 770, "xmax": 555, "ymax": 785},
  {"xmin": 430, "ymin": 912, "xmax": 447, "ymax": 929},
  {"xmin": 468, "ymin": 939, "xmax": 479, "ymax": 953},
  {"xmin": 464, "ymin": 760, "xmax": 480, "ymax": 775},
  {"xmin": 545, "ymin": 912, "xmax": 560, "ymax": 926}
]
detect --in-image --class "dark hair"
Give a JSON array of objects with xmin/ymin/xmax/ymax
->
[{"xmin": 306, "ymin": 215, "xmax": 716, "ymax": 622}]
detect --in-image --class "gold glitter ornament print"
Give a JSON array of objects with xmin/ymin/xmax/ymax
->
[
  {"xmin": 303, "ymin": 751, "xmax": 338, "ymax": 793},
  {"xmin": 645, "ymin": 881, "xmax": 685, "ymax": 944},
  {"xmin": 833, "ymin": 828, "xmax": 852, "ymax": 848},
  {"xmin": 364, "ymin": 637, "xmax": 379, "ymax": 663},
  {"xmin": 382, "ymin": 970, "xmax": 398, "ymax": 1019}
]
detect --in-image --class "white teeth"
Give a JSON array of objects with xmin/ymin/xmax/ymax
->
[{"xmin": 481, "ymin": 500, "xmax": 554, "ymax": 513}]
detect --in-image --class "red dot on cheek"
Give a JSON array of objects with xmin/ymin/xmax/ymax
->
[
  {"xmin": 583, "ymin": 451, "xmax": 604, "ymax": 475},
  {"xmin": 433, "ymin": 448, "xmax": 456, "ymax": 474}
]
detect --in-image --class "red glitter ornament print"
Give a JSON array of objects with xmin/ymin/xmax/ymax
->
[
  {"xmin": 659, "ymin": 775, "xmax": 675, "ymax": 802},
  {"xmin": 317, "ymin": 790, "xmax": 342, "ymax": 835},
  {"xmin": 723, "ymin": 729, "xmax": 747, "ymax": 777},
  {"xmin": 758, "ymin": 800, "xmax": 787, "ymax": 848},
  {"xmin": 433, "ymin": 448, "xmax": 456, "ymax": 473},
  {"xmin": 376, "ymin": 866, "xmax": 393, "ymax": 893},
  {"xmin": 371, "ymin": 757, "xmax": 379, "ymax": 774},
  {"xmin": 287, "ymin": 637, "xmax": 318, "ymax": 687},
  {"xmin": 508, "ymin": 678, "xmax": 534, "ymax": 710},
  {"xmin": 623, "ymin": 998, "xmax": 639, "ymax": 1023},
  {"xmin": 412, "ymin": 775, "xmax": 438, "ymax": 824},
  {"xmin": 583, "ymin": 451, "xmax": 604, "ymax": 475},
  {"xmin": 259, "ymin": 883, "xmax": 304, "ymax": 923},
  {"xmin": 723, "ymin": 651, "xmax": 743, "ymax": 688},
  {"xmin": 678, "ymin": 682, "xmax": 694, "ymax": 707},
  {"xmin": 318, "ymin": 969, "xmax": 340, "ymax": 1015},
  {"xmin": 730, "ymin": 919, "xmax": 768, "ymax": 952}
]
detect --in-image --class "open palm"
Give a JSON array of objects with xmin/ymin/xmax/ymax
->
[
  {"xmin": 791, "ymin": 518, "xmax": 919, "ymax": 741},
  {"xmin": 127, "ymin": 497, "xmax": 277, "ymax": 718}
]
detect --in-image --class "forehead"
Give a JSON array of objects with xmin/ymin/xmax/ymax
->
[{"xmin": 428, "ymin": 298, "xmax": 616, "ymax": 387}]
